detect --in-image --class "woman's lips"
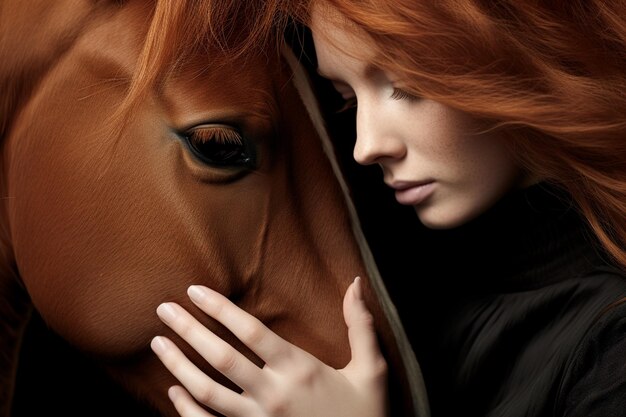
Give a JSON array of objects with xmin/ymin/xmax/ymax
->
[{"xmin": 393, "ymin": 181, "xmax": 436, "ymax": 205}]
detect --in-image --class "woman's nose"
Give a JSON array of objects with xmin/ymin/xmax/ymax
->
[{"xmin": 353, "ymin": 102, "xmax": 406, "ymax": 166}]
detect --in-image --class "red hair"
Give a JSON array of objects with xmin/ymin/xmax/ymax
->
[
  {"xmin": 117, "ymin": 0, "xmax": 625, "ymax": 270},
  {"xmin": 220, "ymin": 0, "xmax": 626, "ymax": 270}
]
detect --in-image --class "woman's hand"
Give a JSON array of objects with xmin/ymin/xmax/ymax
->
[{"xmin": 151, "ymin": 277, "xmax": 389, "ymax": 417}]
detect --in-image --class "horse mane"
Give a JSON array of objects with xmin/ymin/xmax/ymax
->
[{"xmin": 112, "ymin": 0, "xmax": 284, "ymax": 134}]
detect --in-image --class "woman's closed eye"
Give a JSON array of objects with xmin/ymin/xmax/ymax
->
[
  {"xmin": 332, "ymin": 85, "xmax": 419, "ymax": 114},
  {"xmin": 335, "ymin": 88, "xmax": 418, "ymax": 114},
  {"xmin": 390, "ymin": 87, "xmax": 419, "ymax": 102}
]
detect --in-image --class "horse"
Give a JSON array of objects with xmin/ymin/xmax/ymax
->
[{"xmin": 0, "ymin": 1, "xmax": 428, "ymax": 416}]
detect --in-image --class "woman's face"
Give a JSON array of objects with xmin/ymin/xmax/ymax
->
[{"xmin": 311, "ymin": 5, "xmax": 532, "ymax": 229}]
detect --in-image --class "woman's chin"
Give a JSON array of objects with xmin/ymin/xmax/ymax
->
[{"xmin": 415, "ymin": 206, "xmax": 478, "ymax": 230}]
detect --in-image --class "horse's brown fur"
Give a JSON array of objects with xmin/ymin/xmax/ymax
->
[{"xmin": 0, "ymin": 1, "xmax": 424, "ymax": 416}]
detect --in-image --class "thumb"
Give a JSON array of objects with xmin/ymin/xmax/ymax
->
[{"xmin": 343, "ymin": 277, "xmax": 384, "ymax": 373}]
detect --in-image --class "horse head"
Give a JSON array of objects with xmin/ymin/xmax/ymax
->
[{"xmin": 0, "ymin": 1, "xmax": 427, "ymax": 416}]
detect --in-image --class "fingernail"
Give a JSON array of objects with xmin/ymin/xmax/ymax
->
[
  {"xmin": 151, "ymin": 336, "xmax": 168, "ymax": 354},
  {"xmin": 168, "ymin": 386, "xmax": 179, "ymax": 401},
  {"xmin": 188, "ymin": 285, "xmax": 208, "ymax": 303},
  {"xmin": 354, "ymin": 276, "xmax": 363, "ymax": 300},
  {"xmin": 156, "ymin": 303, "xmax": 177, "ymax": 322}
]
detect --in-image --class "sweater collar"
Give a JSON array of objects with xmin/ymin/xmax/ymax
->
[{"xmin": 420, "ymin": 182, "xmax": 607, "ymax": 292}]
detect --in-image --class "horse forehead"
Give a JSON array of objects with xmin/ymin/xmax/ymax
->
[{"xmin": 162, "ymin": 59, "xmax": 281, "ymax": 127}]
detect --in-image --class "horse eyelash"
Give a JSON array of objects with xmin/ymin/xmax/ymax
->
[{"xmin": 189, "ymin": 126, "xmax": 243, "ymax": 145}]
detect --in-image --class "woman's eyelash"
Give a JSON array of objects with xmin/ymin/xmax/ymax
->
[
  {"xmin": 390, "ymin": 88, "xmax": 419, "ymax": 101},
  {"xmin": 333, "ymin": 88, "xmax": 417, "ymax": 114}
]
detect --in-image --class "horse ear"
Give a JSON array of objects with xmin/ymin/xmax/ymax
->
[{"xmin": 280, "ymin": 41, "xmax": 431, "ymax": 417}]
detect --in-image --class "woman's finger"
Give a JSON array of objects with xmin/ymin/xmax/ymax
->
[
  {"xmin": 186, "ymin": 285, "xmax": 294, "ymax": 366},
  {"xmin": 168, "ymin": 385, "xmax": 217, "ymax": 417},
  {"xmin": 156, "ymin": 302, "xmax": 264, "ymax": 393},
  {"xmin": 343, "ymin": 277, "xmax": 386, "ymax": 376},
  {"xmin": 151, "ymin": 335, "xmax": 253, "ymax": 417}
]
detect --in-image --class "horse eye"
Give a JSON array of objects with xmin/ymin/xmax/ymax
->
[{"xmin": 184, "ymin": 124, "xmax": 255, "ymax": 168}]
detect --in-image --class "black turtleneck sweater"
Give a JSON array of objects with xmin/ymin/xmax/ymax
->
[{"xmin": 398, "ymin": 183, "xmax": 626, "ymax": 417}]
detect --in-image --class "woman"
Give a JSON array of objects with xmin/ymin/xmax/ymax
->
[{"xmin": 150, "ymin": 1, "xmax": 626, "ymax": 416}]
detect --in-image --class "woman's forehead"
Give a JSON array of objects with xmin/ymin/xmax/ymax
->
[{"xmin": 311, "ymin": 3, "xmax": 377, "ymax": 64}]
